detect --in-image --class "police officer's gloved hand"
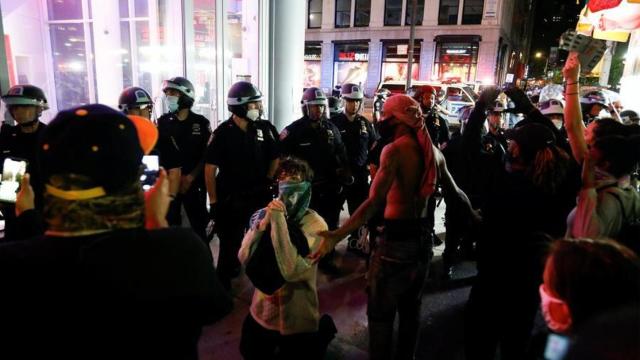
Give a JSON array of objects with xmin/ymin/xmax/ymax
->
[{"xmin": 504, "ymin": 86, "xmax": 535, "ymax": 114}]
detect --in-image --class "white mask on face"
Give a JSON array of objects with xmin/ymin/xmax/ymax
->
[
  {"xmin": 539, "ymin": 284, "xmax": 572, "ymax": 333},
  {"xmin": 246, "ymin": 109, "xmax": 260, "ymax": 121},
  {"xmin": 166, "ymin": 95, "xmax": 179, "ymax": 112},
  {"xmin": 552, "ymin": 119, "xmax": 563, "ymax": 130}
]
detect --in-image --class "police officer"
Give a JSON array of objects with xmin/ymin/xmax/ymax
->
[
  {"xmin": 327, "ymin": 96, "xmax": 343, "ymax": 119},
  {"xmin": 580, "ymin": 90, "xmax": 610, "ymax": 125},
  {"xmin": 330, "ymin": 83, "xmax": 377, "ymax": 256},
  {"xmin": 0, "ymin": 85, "xmax": 49, "ymax": 239},
  {"xmin": 372, "ymin": 89, "xmax": 390, "ymax": 124},
  {"xmin": 205, "ymin": 81, "xmax": 279, "ymax": 289},
  {"xmin": 280, "ymin": 87, "xmax": 350, "ymax": 274},
  {"xmin": 483, "ymin": 100, "xmax": 508, "ymax": 158},
  {"xmin": 118, "ymin": 86, "xmax": 181, "ymax": 202},
  {"xmin": 157, "ymin": 77, "xmax": 210, "ymax": 242},
  {"xmin": 412, "ymin": 85, "xmax": 450, "ymax": 149}
]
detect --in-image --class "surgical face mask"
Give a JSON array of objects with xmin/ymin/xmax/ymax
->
[
  {"xmin": 552, "ymin": 119, "xmax": 563, "ymax": 130},
  {"xmin": 539, "ymin": 284, "xmax": 572, "ymax": 333},
  {"xmin": 278, "ymin": 180, "xmax": 311, "ymax": 222},
  {"xmin": 166, "ymin": 95, "xmax": 179, "ymax": 112},
  {"xmin": 246, "ymin": 108, "xmax": 260, "ymax": 121}
]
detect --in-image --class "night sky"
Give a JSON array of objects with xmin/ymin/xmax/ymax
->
[{"xmin": 528, "ymin": 0, "xmax": 584, "ymax": 77}]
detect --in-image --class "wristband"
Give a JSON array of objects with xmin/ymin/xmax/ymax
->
[
  {"xmin": 564, "ymin": 92, "xmax": 579, "ymax": 96},
  {"xmin": 564, "ymin": 81, "xmax": 578, "ymax": 86}
]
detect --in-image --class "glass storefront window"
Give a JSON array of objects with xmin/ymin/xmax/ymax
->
[
  {"xmin": 405, "ymin": 0, "xmax": 424, "ymax": 26},
  {"xmin": 384, "ymin": 0, "xmax": 402, "ymax": 26},
  {"xmin": 462, "ymin": 0, "xmax": 484, "ymax": 25},
  {"xmin": 354, "ymin": 0, "xmax": 370, "ymax": 27},
  {"xmin": 185, "ymin": 0, "xmax": 217, "ymax": 124},
  {"xmin": 334, "ymin": 43, "xmax": 369, "ymax": 89},
  {"xmin": 438, "ymin": 0, "xmax": 459, "ymax": 25},
  {"xmin": 48, "ymin": 0, "xmax": 84, "ymax": 20},
  {"xmin": 434, "ymin": 42, "xmax": 479, "ymax": 82},
  {"xmin": 1, "ymin": 0, "xmax": 262, "ymax": 126},
  {"xmin": 304, "ymin": 42, "xmax": 322, "ymax": 88},
  {"xmin": 50, "ymin": 23, "xmax": 93, "ymax": 110},
  {"xmin": 381, "ymin": 41, "xmax": 420, "ymax": 82}
]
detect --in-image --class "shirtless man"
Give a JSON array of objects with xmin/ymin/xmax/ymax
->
[{"xmin": 310, "ymin": 95, "xmax": 475, "ymax": 359}]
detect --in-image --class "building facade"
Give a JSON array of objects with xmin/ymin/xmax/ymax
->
[{"xmin": 304, "ymin": 0, "xmax": 536, "ymax": 96}]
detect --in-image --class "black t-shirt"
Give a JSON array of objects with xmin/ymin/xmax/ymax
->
[
  {"xmin": 0, "ymin": 227, "xmax": 232, "ymax": 359},
  {"xmin": 280, "ymin": 117, "xmax": 348, "ymax": 183},
  {"xmin": 330, "ymin": 113, "xmax": 377, "ymax": 170},
  {"xmin": 206, "ymin": 118, "xmax": 279, "ymax": 195},
  {"xmin": 157, "ymin": 111, "xmax": 211, "ymax": 176}
]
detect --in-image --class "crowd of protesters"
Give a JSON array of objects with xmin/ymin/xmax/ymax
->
[{"xmin": 0, "ymin": 49, "xmax": 637, "ymax": 360}]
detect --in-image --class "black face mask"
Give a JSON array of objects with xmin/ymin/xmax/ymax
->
[{"xmin": 376, "ymin": 119, "xmax": 397, "ymax": 143}]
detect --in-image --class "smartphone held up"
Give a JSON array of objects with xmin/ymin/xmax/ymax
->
[
  {"xmin": 140, "ymin": 155, "xmax": 159, "ymax": 191},
  {"xmin": 0, "ymin": 158, "xmax": 28, "ymax": 203}
]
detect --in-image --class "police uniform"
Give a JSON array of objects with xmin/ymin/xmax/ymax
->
[
  {"xmin": 157, "ymin": 110, "xmax": 211, "ymax": 241},
  {"xmin": 280, "ymin": 117, "xmax": 348, "ymax": 230},
  {"xmin": 206, "ymin": 118, "xmax": 279, "ymax": 284},
  {"xmin": 0, "ymin": 122, "xmax": 47, "ymax": 240},
  {"xmin": 424, "ymin": 110, "xmax": 450, "ymax": 147},
  {"xmin": 330, "ymin": 113, "xmax": 377, "ymax": 236}
]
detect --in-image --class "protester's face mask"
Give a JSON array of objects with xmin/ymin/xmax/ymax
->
[
  {"xmin": 278, "ymin": 180, "xmax": 311, "ymax": 222},
  {"xmin": 376, "ymin": 118, "xmax": 398, "ymax": 143},
  {"xmin": 166, "ymin": 95, "xmax": 180, "ymax": 112},
  {"xmin": 539, "ymin": 284, "xmax": 572, "ymax": 333}
]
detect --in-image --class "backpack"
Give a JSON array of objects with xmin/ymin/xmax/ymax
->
[
  {"xmin": 245, "ymin": 220, "xmax": 310, "ymax": 295},
  {"xmin": 600, "ymin": 184, "xmax": 640, "ymax": 254}
]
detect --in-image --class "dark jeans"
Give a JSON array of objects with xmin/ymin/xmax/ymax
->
[
  {"xmin": 239, "ymin": 314, "xmax": 336, "ymax": 360},
  {"xmin": 465, "ymin": 274, "xmax": 541, "ymax": 360},
  {"xmin": 367, "ymin": 220, "xmax": 432, "ymax": 360},
  {"xmin": 310, "ymin": 182, "xmax": 343, "ymax": 266},
  {"xmin": 343, "ymin": 170, "xmax": 369, "ymax": 239},
  {"xmin": 167, "ymin": 183, "xmax": 208, "ymax": 244}
]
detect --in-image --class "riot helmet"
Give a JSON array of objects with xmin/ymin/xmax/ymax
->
[
  {"xmin": 118, "ymin": 86, "xmax": 153, "ymax": 112},
  {"xmin": 2, "ymin": 84, "xmax": 49, "ymax": 110},
  {"xmin": 162, "ymin": 76, "xmax": 195, "ymax": 110},
  {"xmin": 539, "ymin": 99, "xmax": 564, "ymax": 116},
  {"xmin": 340, "ymin": 83, "xmax": 364, "ymax": 100},
  {"xmin": 2, "ymin": 84, "xmax": 49, "ymax": 126},
  {"xmin": 227, "ymin": 81, "xmax": 263, "ymax": 120},
  {"xmin": 301, "ymin": 87, "xmax": 328, "ymax": 120},
  {"xmin": 580, "ymin": 90, "xmax": 609, "ymax": 108}
]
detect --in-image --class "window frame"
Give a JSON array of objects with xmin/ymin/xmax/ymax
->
[
  {"xmin": 438, "ymin": 0, "xmax": 460, "ymax": 25},
  {"xmin": 461, "ymin": 0, "xmax": 484, "ymax": 25},
  {"xmin": 45, "ymin": 0, "xmax": 97, "ymax": 108},
  {"xmin": 335, "ymin": 0, "xmax": 351, "ymax": 28},
  {"xmin": 404, "ymin": 0, "xmax": 424, "ymax": 26},
  {"xmin": 384, "ymin": 0, "xmax": 403, "ymax": 26},
  {"xmin": 308, "ymin": 0, "xmax": 323, "ymax": 29},
  {"xmin": 354, "ymin": 0, "xmax": 370, "ymax": 27}
]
